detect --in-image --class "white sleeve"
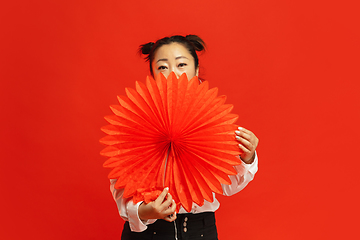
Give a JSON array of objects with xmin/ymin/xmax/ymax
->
[
  {"xmin": 110, "ymin": 179, "xmax": 157, "ymax": 232},
  {"xmin": 222, "ymin": 152, "xmax": 259, "ymax": 196}
]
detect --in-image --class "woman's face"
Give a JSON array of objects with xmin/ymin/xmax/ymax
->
[{"xmin": 152, "ymin": 43, "xmax": 199, "ymax": 80}]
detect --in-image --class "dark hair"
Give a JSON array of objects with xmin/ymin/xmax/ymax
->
[{"xmin": 139, "ymin": 35, "xmax": 206, "ymax": 77}]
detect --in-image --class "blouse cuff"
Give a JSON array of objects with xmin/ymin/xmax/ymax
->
[
  {"xmin": 241, "ymin": 151, "xmax": 258, "ymax": 176},
  {"xmin": 127, "ymin": 201, "xmax": 157, "ymax": 232}
]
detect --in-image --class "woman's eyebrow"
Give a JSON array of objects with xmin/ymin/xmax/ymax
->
[
  {"xmin": 156, "ymin": 56, "xmax": 188, "ymax": 63},
  {"xmin": 156, "ymin": 58, "xmax": 168, "ymax": 63},
  {"xmin": 175, "ymin": 56, "xmax": 188, "ymax": 60}
]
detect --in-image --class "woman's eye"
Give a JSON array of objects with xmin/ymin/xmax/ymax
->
[
  {"xmin": 157, "ymin": 66, "xmax": 167, "ymax": 70},
  {"xmin": 178, "ymin": 63, "xmax": 187, "ymax": 68}
]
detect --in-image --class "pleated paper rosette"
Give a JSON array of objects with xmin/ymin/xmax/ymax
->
[{"xmin": 100, "ymin": 72, "xmax": 244, "ymax": 212}]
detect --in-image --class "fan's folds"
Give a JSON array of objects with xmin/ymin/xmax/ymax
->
[{"xmin": 100, "ymin": 72, "xmax": 244, "ymax": 212}]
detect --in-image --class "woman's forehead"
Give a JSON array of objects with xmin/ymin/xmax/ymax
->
[{"xmin": 154, "ymin": 43, "xmax": 193, "ymax": 61}]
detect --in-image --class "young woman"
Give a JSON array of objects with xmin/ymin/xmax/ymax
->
[{"xmin": 110, "ymin": 35, "xmax": 259, "ymax": 240}]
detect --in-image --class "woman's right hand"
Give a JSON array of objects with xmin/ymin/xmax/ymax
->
[{"xmin": 138, "ymin": 187, "xmax": 177, "ymax": 222}]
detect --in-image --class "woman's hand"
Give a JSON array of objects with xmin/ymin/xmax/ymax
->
[
  {"xmin": 235, "ymin": 127, "xmax": 259, "ymax": 164},
  {"xmin": 138, "ymin": 187, "xmax": 177, "ymax": 222}
]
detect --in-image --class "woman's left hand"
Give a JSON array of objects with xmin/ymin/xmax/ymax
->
[{"xmin": 235, "ymin": 127, "xmax": 259, "ymax": 164}]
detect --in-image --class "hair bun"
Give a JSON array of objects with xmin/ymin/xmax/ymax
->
[
  {"xmin": 139, "ymin": 42, "xmax": 154, "ymax": 55},
  {"xmin": 185, "ymin": 35, "xmax": 206, "ymax": 52}
]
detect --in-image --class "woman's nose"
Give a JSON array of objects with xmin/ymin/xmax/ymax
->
[{"xmin": 172, "ymin": 68, "xmax": 181, "ymax": 78}]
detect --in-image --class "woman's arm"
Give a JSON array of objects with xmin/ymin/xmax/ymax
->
[
  {"xmin": 110, "ymin": 179, "xmax": 156, "ymax": 232},
  {"xmin": 222, "ymin": 126, "xmax": 259, "ymax": 196},
  {"xmin": 222, "ymin": 153, "xmax": 258, "ymax": 196},
  {"xmin": 110, "ymin": 180, "xmax": 176, "ymax": 232}
]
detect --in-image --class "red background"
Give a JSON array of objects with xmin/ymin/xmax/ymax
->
[{"xmin": 1, "ymin": 0, "xmax": 359, "ymax": 239}]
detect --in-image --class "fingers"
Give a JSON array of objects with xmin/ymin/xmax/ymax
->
[
  {"xmin": 235, "ymin": 127, "xmax": 258, "ymax": 148},
  {"xmin": 235, "ymin": 126, "xmax": 259, "ymax": 163},
  {"xmin": 237, "ymin": 126, "xmax": 252, "ymax": 134},
  {"xmin": 158, "ymin": 192, "xmax": 173, "ymax": 212},
  {"xmin": 154, "ymin": 187, "xmax": 169, "ymax": 205},
  {"xmin": 235, "ymin": 135, "xmax": 252, "ymax": 151},
  {"xmin": 163, "ymin": 200, "xmax": 177, "ymax": 215},
  {"xmin": 154, "ymin": 187, "xmax": 176, "ymax": 211},
  {"xmin": 235, "ymin": 129, "xmax": 252, "ymax": 153},
  {"xmin": 238, "ymin": 141, "xmax": 252, "ymax": 155},
  {"xmin": 138, "ymin": 188, "xmax": 178, "ymax": 221},
  {"xmin": 163, "ymin": 200, "xmax": 177, "ymax": 222},
  {"xmin": 235, "ymin": 127, "xmax": 251, "ymax": 142},
  {"xmin": 164, "ymin": 212, "xmax": 177, "ymax": 222}
]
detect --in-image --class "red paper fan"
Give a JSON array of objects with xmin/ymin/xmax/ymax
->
[{"xmin": 100, "ymin": 72, "xmax": 244, "ymax": 212}]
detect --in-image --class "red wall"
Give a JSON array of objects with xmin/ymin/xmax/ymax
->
[{"xmin": 1, "ymin": 0, "xmax": 359, "ymax": 239}]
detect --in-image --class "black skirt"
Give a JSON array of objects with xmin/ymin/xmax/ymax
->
[{"xmin": 121, "ymin": 212, "xmax": 218, "ymax": 240}]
